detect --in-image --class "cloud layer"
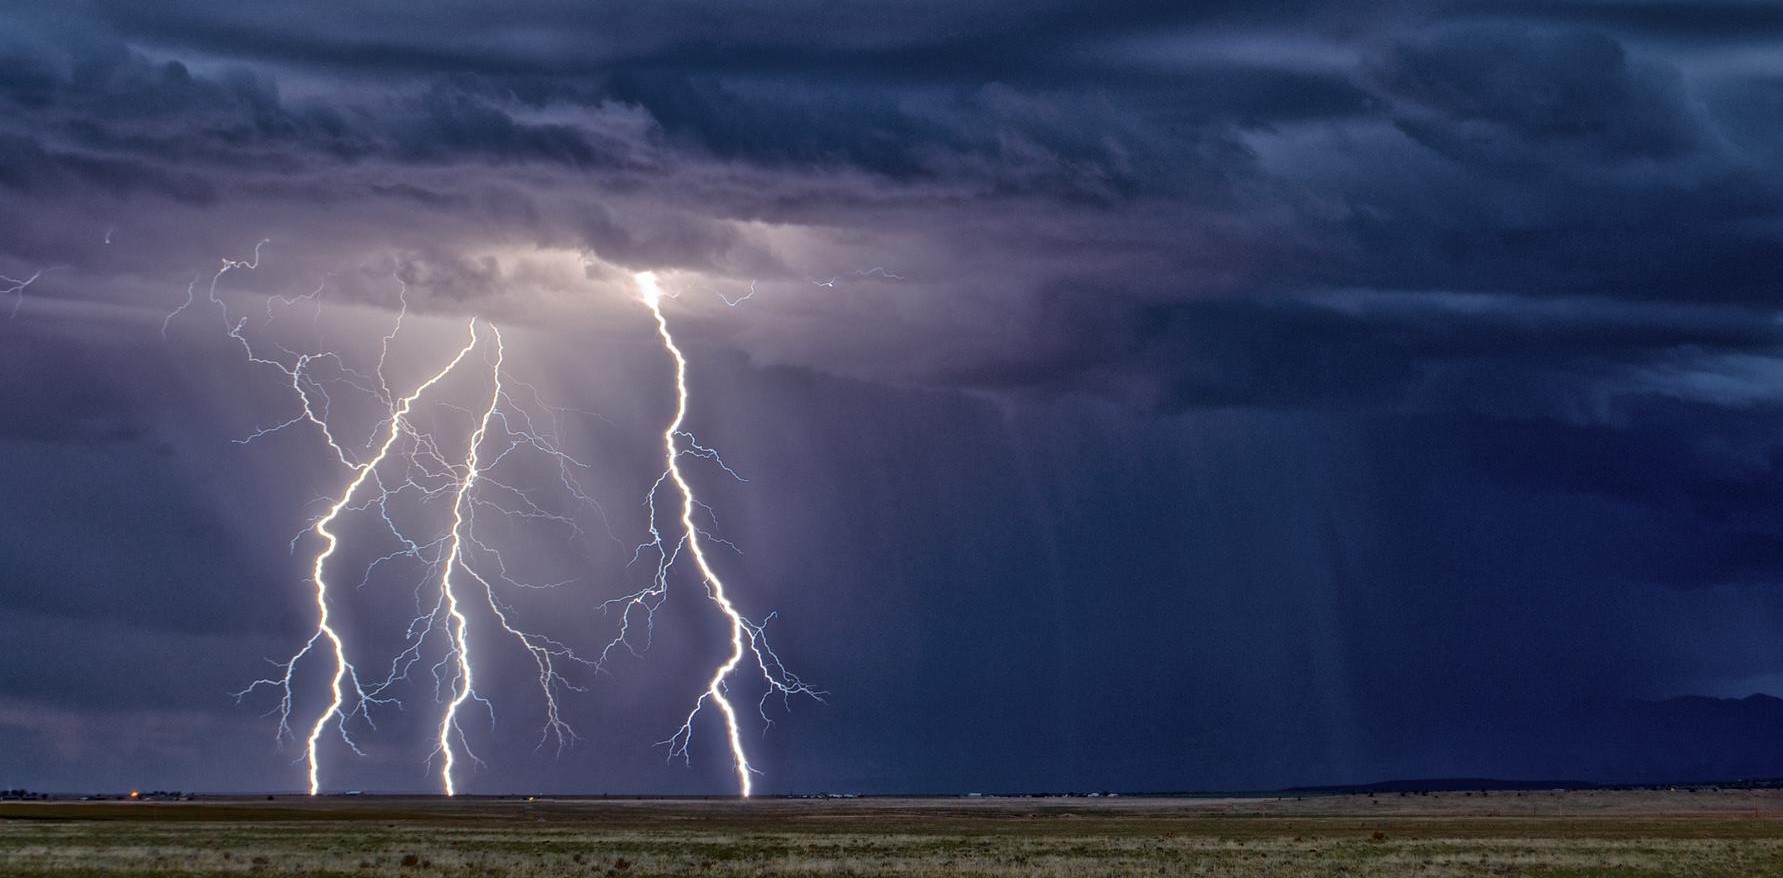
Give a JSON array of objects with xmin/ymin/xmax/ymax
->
[{"xmin": 5, "ymin": 0, "xmax": 1783, "ymax": 793}]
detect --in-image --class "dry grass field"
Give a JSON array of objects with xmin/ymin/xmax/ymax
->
[{"xmin": 3, "ymin": 789, "xmax": 1782, "ymax": 876}]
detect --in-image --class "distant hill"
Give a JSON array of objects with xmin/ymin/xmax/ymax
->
[{"xmin": 1290, "ymin": 694, "xmax": 1783, "ymax": 793}]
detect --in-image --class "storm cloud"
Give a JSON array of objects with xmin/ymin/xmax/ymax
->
[{"xmin": 5, "ymin": 0, "xmax": 1783, "ymax": 794}]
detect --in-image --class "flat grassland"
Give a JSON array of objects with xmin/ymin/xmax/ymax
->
[{"xmin": 3, "ymin": 790, "xmax": 1782, "ymax": 876}]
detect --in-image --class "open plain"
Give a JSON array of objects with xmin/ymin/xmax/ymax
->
[{"xmin": 3, "ymin": 789, "xmax": 1782, "ymax": 876}]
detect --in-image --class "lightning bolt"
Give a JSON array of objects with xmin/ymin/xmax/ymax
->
[
  {"xmin": 176, "ymin": 244, "xmax": 810, "ymax": 796},
  {"xmin": 246, "ymin": 320, "xmax": 481, "ymax": 795},
  {"xmin": 619, "ymin": 271, "xmax": 819, "ymax": 797},
  {"xmin": 179, "ymin": 244, "xmax": 605, "ymax": 795},
  {"xmin": 431, "ymin": 324, "xmax": 597, "ymax": 794},
  {"xmin": 810, "ymin": 266, "xmax": 903, "ymax": 288},
  {"xmin": 4, "ymin": 268, "xmax": 54, "ymax": 319},
  {"xmin": 164, "ymin": 240, "xmax": 267, "ymax": 339},
  {"xmin": 717, "ymin": 280, "xmax": 758, "ymax": 307},
  {"xmin": 432, "ymin": 322, "xmax": 498, "ymax": 796}
]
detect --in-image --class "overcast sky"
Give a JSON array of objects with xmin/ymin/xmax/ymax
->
[{"xmin": 5, "ymin": 0, "xmax": 1783, "ymax": 794}]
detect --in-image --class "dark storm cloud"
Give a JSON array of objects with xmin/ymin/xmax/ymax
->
[
  {"xmin": 8, "ymin": 0, "xmax": 1783, "ymax": 795},
  {"xmin": 1391, "ymin": 410, "xmax": 1783, "ymax": 591},
  {"xmin": 947, "ymin": 286, "xmax": 1783, "ymax": 423},
  {"xmin": 7, "ymin": 0, "xmax": 1767, "ymax": 339},
  {"xmin": 0, "ymin": 41, "xmax": 643, "ymax": 174},
  {"xmin": 1371, "ymin": 26, "xmax": 1702, "ymax": 163},
  {"xmin": 59, "ymin": 0, "xmax": 1358, "ymax": 78},
  {"xmin": 0, "ymin": 132, "xmax": 220, "ymax": 203},
  {"xmin": 1450, "ymin": 0, "xmax": 1783, "ymax": 43}
]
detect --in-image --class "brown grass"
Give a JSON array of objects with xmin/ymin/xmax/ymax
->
[{"xmin": 2, "ymin": 790, "xmax": 1781, "ymax": 876}]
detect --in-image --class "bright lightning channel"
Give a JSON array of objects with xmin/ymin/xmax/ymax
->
[
  {"xmin": 623, "ymin": 270, "xmax": 818, "ymax": 797},
  {"xmin": 184, "ymin": 245, "xmax": 603, "ymax": 795},
  {"xmin": 433, "ymin": 322, "xmax": 500, "ymax": 796},
  {"xmin": 299, "ymin": 321, "xmax": 480, "ymax": 796},
  {"xmin": 431, "ymin": 324, "xmax": 595, "ymax": 794}
]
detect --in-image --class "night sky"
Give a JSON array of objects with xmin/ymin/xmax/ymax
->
[{"xmin": 6, "ymin": 0, "xmax": 1783, "ymax": 795}]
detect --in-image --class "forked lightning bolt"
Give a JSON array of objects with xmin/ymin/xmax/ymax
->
[
  {"xmin": 298, "ymin": 322, "xmax": 479, "ymax": 795},
  {"xmin": 170, "ymin": 245, "xmax": 812, "ymax": 796},
  {"xmin": 433, "ymin": 324, "xmax": 595, "ymax": 794},
  {"xmin": 616, "ymin": 271, "xmax": 819, "ymax": 797},
  {"xmin": 176, "ymin": 244, "xmax": 601, "ymax": 795},
  {"xmin": 397, "ymin": 322, "xmax": 599, "ymax": 795}
]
